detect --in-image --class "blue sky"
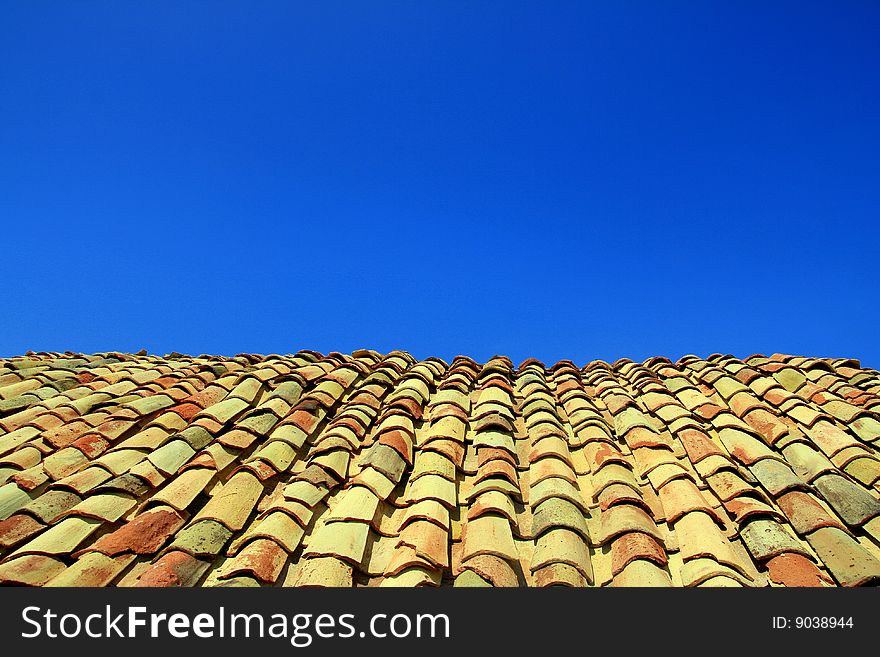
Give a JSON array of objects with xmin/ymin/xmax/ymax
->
[{"xmin": 1, "ymin": 2, "xmax": 878, "ymax": 367}]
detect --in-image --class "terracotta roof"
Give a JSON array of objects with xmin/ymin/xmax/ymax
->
[{"xmin": 1, "ymin": 350, "xmax": 880, "ymax": 587}]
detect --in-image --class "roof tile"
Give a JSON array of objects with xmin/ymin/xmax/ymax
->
[
  {"xmin": 530, "ymin": 527, "xmax": 593, "ymax": 583},
  {"xmin": 167, "ymin": 520, "xmax": 232, "ymax": 557},
  {"xmin": 461, "ymin": 514, "xmax": 518, "ymax": 562},
  {"xmin": 806, "ymin": 527, "xmax": 880, "ymax": 586},
  {"xmin": 765, "ymin": 552, "xmax": 832, "ymax": 587},
  {"xmin": 191, "ymin": 471, "xmax": 264, "ymax": 531},
  {"xmin": 0, "ymin": 554, "xmax": 66, "ymax": 585},
  {"xmin": 813, "ymin": 474, "xmax": 880, "ymax": 526}
]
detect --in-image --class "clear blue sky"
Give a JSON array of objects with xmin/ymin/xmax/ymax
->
[{"xmin": 1, "ymin": 2, "xmax": 878, "ymax": 367}]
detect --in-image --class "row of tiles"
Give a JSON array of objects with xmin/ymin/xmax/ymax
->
[{"xmin": 0, "ymin": 350, "xmax": 879, "ymax": 586}]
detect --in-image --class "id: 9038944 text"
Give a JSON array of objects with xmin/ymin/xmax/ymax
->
[{"xmin": 772, "ymin": 617, "xmax": 854, "ymax": 629}]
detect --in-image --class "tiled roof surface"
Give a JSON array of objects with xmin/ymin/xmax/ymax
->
[{"xmin": 1, "ymin": 350, "xmax": 880, "ymax": 587}]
